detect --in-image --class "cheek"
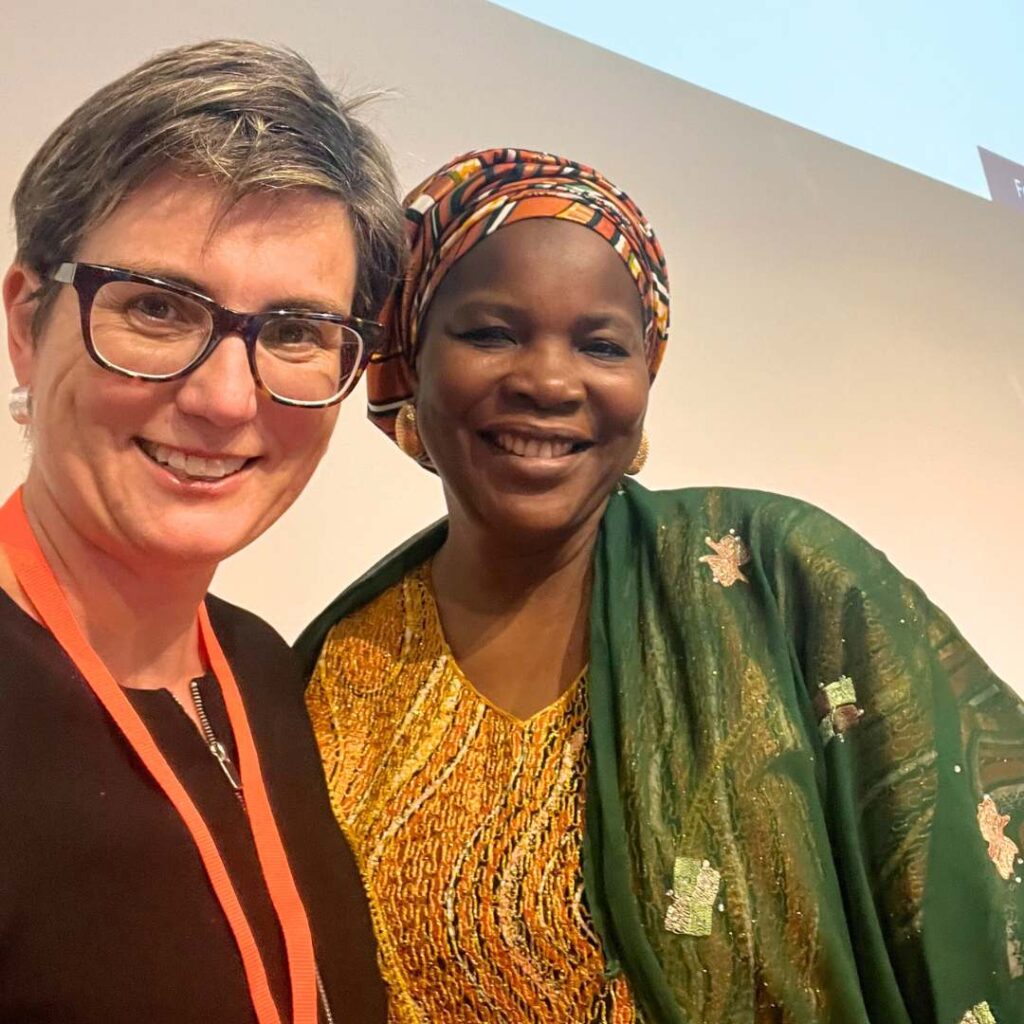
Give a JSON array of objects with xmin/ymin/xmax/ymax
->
[
  {"xmin": 24, "ymin": 293, "xmax": 84, "ymax": 387},
  {"xmin": 597, "ymin": 373, "xmax": 650, "ymax": 436},
  {"xmin": 83, "ymin": 377, "xmax": 159, "ymax": 419},
  {"xmin": 414, "ymin": 390, "xmax": 456, "ymax": 466},
  {"xmin": 31, "ymin": 350, "xmax": 128, "ymax": 452},
  {"xmin": 264, "ymin": 405, "xmax": 337, "ymax": 470},
  {"xmin": 414, "ymin": 347, "xmax": 487, "ymax": 444}
]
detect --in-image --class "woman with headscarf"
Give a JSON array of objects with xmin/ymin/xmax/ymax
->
[{"xmin": 299, "ymin": 148, "xmax": 1024, "ymax": 1024}]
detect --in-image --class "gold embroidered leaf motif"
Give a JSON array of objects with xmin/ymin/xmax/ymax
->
[
  {"xmin": 821, "ymin": 676, "xmax": 857, "ymax": 710},
  {"xmin": 699, "ymin": 532, "xmax": 750, "ymax": 587},
  {"xmin": 814, "ymin": 675, "xmax": 865, "ymax": 744},
  {"xmin": 664, "ymin": 857, "xmax": 721, "ymax": 937},
  {"xmin": 960, "ymin": 1001, "xmax": 997, "ymax": 1024},
  {"xmin": 977, "ymin": 795, "xmax": 1020, "ymax": 881}
]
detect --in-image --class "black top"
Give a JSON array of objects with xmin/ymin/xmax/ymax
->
[{"xmin": 0, "ymin": 588, "xmax": 386, "ymax": 1023}]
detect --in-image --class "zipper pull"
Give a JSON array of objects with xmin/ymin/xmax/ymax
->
[{"xmin": 208, "ymin": 739, "xmax": 242, "ymax": 792}]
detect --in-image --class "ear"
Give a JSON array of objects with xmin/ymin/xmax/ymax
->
[{"xmin": 3, "ymin": 264, "xmax": 42, "ymax": 387}]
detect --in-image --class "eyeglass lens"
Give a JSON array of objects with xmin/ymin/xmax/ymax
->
[{"xmin": 90, "ymin": 279, "xmax": 362, "ymax": 403}]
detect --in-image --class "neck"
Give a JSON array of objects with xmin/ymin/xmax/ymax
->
[
  {"xmin": 432, "ymin": 499, "xmax": 606, "ymax": 617},
  {"xmin": 428, "ymin": 500, "xmax": 607, "ymax": 719},
  {"xmin": 19, "ymin": 474, "xmax": 213, "ymax": 692}
]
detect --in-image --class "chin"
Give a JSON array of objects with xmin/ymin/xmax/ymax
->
[
  {"xmin": 125, "ymin": 511, "xmax": 258, "ymax": 568},
  {"xmin": 478, "ymin": 490, "xmax": 604, "ymax": 545}
]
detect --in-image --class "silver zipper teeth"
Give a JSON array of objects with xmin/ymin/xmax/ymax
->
[
  {"xmin": 189, "ymin": 678, "xmax": 243, "ymax": 796},
  {"xmin": 316, "ymin": 965, "xmax": 336, "ymax": 1024},
  {"xmin": 188, "ymin": 679, "xmax": 336, "ymax": 1024},
  {"xmin": 188, "ymin": 677, "xmax": 216, "ymax": 740}
]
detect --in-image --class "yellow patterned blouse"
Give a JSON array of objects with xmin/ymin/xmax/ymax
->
[{"xmin": 307, "ymin": 565, "xmax": 635, "ymax": 1024}]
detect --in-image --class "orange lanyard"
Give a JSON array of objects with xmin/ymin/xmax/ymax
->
[{"xmin": 0, "ymin": 488, "xmax": 317, "ymax": 1024}]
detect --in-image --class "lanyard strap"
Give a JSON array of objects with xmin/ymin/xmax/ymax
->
[{"xmin": 0, "ymin": 489, "xmax": 317, "ymax": 1024}]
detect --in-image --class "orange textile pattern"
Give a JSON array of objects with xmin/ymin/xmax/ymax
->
[{"xmin": 307, "ymin": 565, "xmax": 635, "ymax": 1024}]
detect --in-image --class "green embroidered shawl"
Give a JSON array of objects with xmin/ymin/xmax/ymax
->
[{"xmin": 296, "ymin": 481, "xmax": 1024, "ymax": 1023}]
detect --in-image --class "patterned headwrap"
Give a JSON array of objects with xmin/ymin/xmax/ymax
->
[{"xmin": 366, "ymin": 147, "xmax": 671, "ymax": 444}]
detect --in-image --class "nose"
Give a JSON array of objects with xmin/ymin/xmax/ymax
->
[
  {"xmin": 504, "ymin": 337, "xmax": 585, "ymax": 410},
  {"xmin": 174, "ymin": 334, "xmax": 259, "ymax": 427}
]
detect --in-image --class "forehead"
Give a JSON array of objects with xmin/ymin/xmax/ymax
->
[
  {"xmin": 75, "ymin": 171, "xmax": 357, "ymax": 307},
  {"xmin": 434, "ymin": 219, "xmax": 642, "ymax": 318}
]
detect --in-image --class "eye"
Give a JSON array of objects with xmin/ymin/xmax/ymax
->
[
  {"xmin": 453, "ymin": 325, "xmax": 517, "ymax": 348},
  {"xmin": 452, "ymin": 325, "xmax": 516, "ymax": 350},
  {"xmin": 128, "ymin": 291, "xmax": 184, "ymax": 323},
  {"xmin": 581, "ymin": 338, "xmax": 632, "ymax": 360},
  {"xmin": 261, "ymin": 318, "xmax": 329, "ymax": 350}
]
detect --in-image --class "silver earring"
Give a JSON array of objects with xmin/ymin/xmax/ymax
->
[{"xmin": 8, "ymin": 386, "xmax": 32, "ymax": 426}]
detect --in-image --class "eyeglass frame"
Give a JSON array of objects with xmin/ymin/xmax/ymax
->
[{"xmin": 50, "ymin": 261, "xmax": 384, "ymax": 408}]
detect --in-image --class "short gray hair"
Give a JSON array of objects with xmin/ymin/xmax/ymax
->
[{"xmin": 13, "ymin": 39, "xmax": 405, "ymax": 329}]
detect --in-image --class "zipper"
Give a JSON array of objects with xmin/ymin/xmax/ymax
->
[
  {"xmin": 187, "ymin": 678, "xmax": 336, "ymax": 1024},
  {"xmin": 189, "ymin": 677, "xmax": 243, "ymax": 796},
  {"xmin": 315, "ymin": 966, "xmax": 336, "ymax": 1024}
]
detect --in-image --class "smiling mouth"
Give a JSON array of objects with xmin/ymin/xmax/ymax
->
[
  {"xmin": 482, "ymin": 431, "xmax": 593, "ymax": 459},
  {"xmin": 136, "ymin": 439, "xmax": 254, "ymax": 482}
]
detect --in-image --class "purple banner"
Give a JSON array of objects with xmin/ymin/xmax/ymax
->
[{"xmin": 978, "ymin": 147, "xmax": 1024, "ymax": 212}]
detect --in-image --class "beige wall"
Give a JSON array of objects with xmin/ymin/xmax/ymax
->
[{"xmin": 2, "ymin": 0, "xmax": 1021, "ymax": 691}]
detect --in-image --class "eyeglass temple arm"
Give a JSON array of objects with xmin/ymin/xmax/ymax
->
[{"xmin": 52, "ymin": 263, "xmax": 77, "ymax": 284}]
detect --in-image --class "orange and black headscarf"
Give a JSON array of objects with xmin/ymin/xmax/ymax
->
[{"xmin": 366, "ymin": 147, "xmax": 671, "ymax": 444}]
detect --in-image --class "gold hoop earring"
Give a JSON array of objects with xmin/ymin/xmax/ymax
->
[
  {"xmin": 395, "ymin": 401, "xmax": 425, "ymax": 461},
  {"xmin": 625, "ymin": 430, "xmax": 648, "ymax": 476}
]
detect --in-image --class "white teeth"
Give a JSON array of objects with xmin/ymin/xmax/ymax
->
[
  {"xmin": 494, "ymin": 432, "xmax": 575, "ymax": 458},
  {"xmin": 139, "ymin": 440, "xmax": 247, "ymax": 480}
]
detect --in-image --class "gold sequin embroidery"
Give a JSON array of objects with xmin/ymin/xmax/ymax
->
[
  {"xmin": 307, "ymin": 566, "xmax": 635, "ymax": 1024},
  {"xmin": 664, "ymin": 857, "xmax": 721, "ymax": 937},
  {"xmin": 959, "ymin": 1001, "xmax": 997, "ymax": 1024},
  {"xmin": 699, "ymin": 530, "xmax": 750, "ymax": 587},
  {"xmin": 977, "ymin": 795, "xmax": 1021, "ymax": 881},
  {"xmin": 815, "ymin": 675, "xmax": 864, "ymax": 744}
]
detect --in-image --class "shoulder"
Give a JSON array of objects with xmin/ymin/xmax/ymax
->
[
  {"xmin": 205, "ymin": 593, "xmax": 303, "ymax": 696},
  {"xmin": 294, "ymin": 518, "xmax": 447, "ymax": 676},
  {"xmin": 205, "ymin": 592, "xmax": 290, "ymax": 650},
  {"xmin": 318, "ymin": 573, "xmax": 410, "ymax": 674},
  {"xmin": 0, "ymin": 586, "xmax": 46, "ymax": 649},
  {"xmin": 617, "ymin": 481, "xmax": 897, "ymax": 590},
  {"xmin": 626, "ymin": 482, "xmax": 811, "ymax": 519},
  {"xmin": 619, "ymin": 481, "xmax": 856, "ymax": 546},
  {"xmin": 0, "ymin": 588, "xmax": 73, "ymax": 707},
  {"xmin": 308, "ymin": 571, "xmax": 418, "ymax": 724}
]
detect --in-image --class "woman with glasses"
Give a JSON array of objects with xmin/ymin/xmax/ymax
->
[
  {"xmin": 0, "ymin": 41, "xmax": 401, "ymax": 1024},
  {"xmin": 299, "ymin": 148, "xmax": 1024, "ymax": 1024}
]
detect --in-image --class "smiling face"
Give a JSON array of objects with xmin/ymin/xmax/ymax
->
[
  {"xmin": 414, "ymin": 218, "xmax": 650, "ymax": 544},
  {"xmin": 3, "ymin": 171, "xmax": 358, "ymax": 571}
]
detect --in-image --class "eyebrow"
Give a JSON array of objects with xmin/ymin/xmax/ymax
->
[
  {"xmin": 446, "ymin": 296, "xmax": 521, "ymax": 320},
  {"xmin": 574, "ymin": 311, "xmax": 643, "ymax": 334},
  {"xmin": 115, "ymin": 262, "xmax": 351, "ymax": 316},
  {"xmin": 450, "ymin": 297, "xmax": 642, "ymax": 335}
]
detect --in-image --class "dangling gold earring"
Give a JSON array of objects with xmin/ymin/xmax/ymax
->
[
  {"xmin": 625, "ymin": 430, "xmax": 649, "ymax": 476},
  {"xmin": 395, "ymin": 401, "xmax": 425, "ymax": 461}
]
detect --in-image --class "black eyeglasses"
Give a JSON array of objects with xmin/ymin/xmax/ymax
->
[{"xmin": 51, "ymin": 262, "xmax": 382, "ymax": 408}]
